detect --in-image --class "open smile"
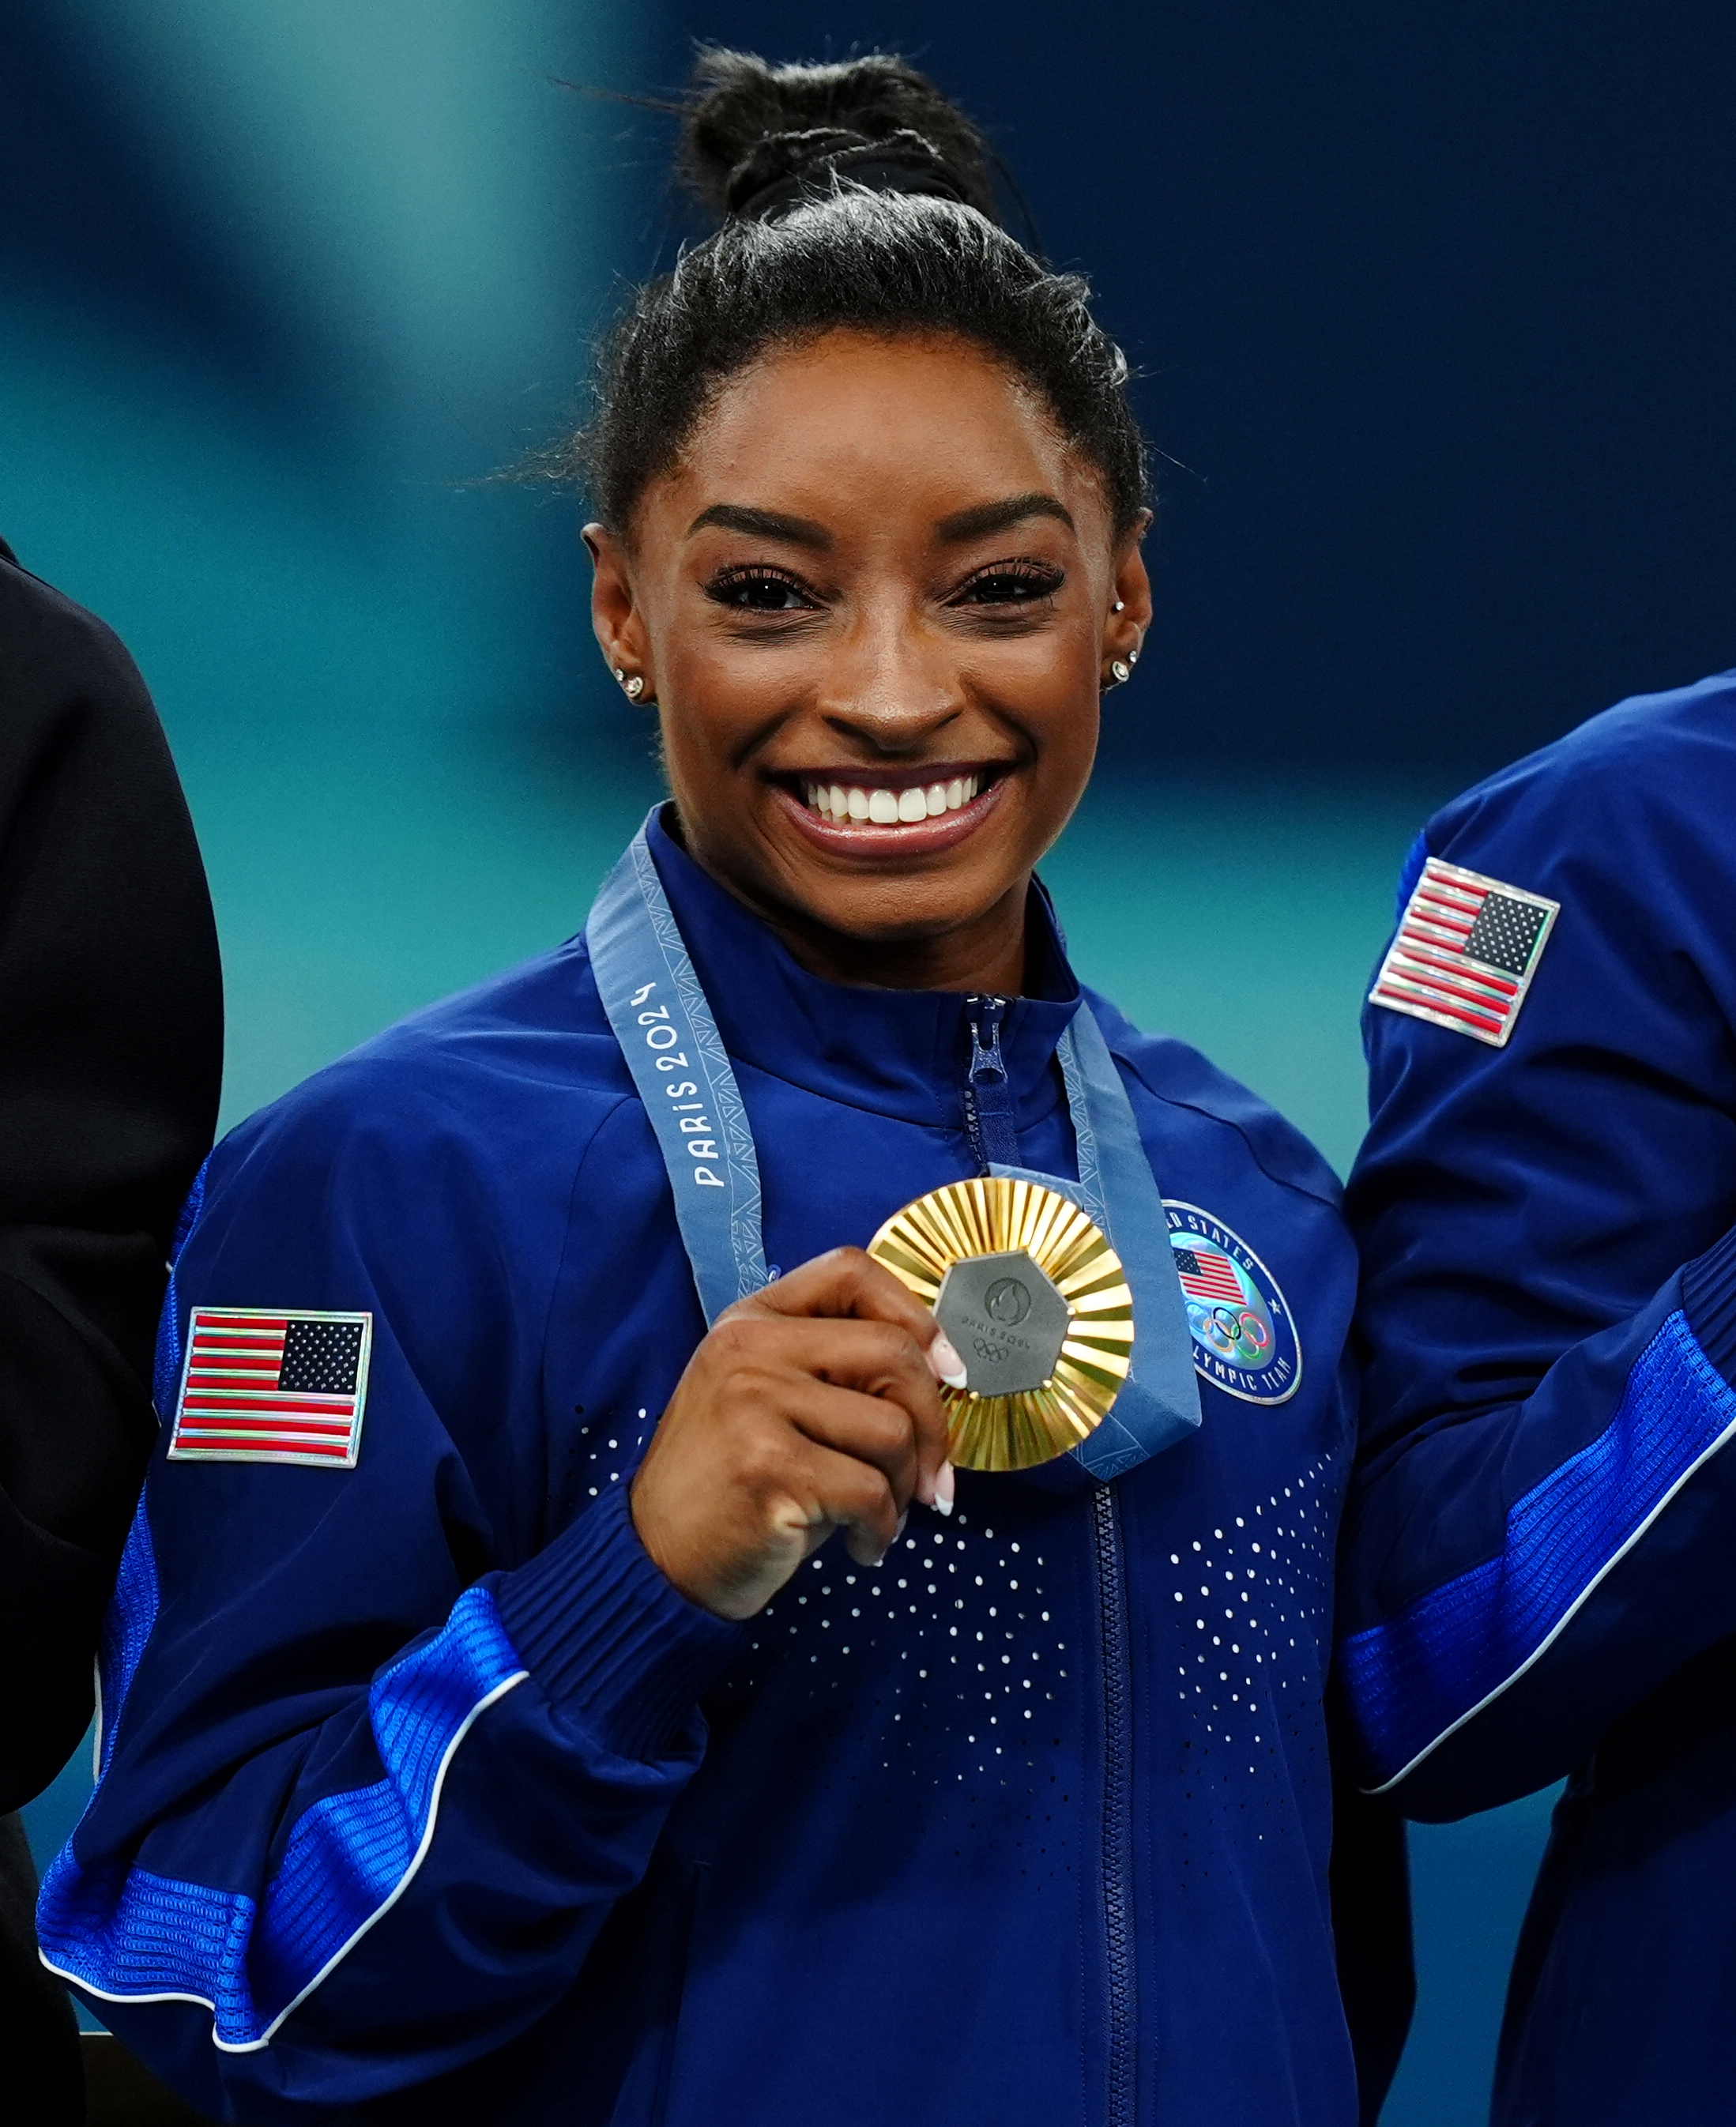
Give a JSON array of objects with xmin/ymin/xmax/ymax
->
[
  {"xmin": 770, "ymin": 764, "xmax": 1014, "ymax": 854},
  {"xmin": 800, "ymin": 770, "xmax": 986, "ymax": 823}
]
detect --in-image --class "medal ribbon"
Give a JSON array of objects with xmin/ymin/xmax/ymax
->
[
  {"xmin": 586, "ymin": 815, "xmax": 1202, "ymax": 1479},
  {"xmin": 586, "ymin": 827, "xmax": 770, "ymax": 1323}
]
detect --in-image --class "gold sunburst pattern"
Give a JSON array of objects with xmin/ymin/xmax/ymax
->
[{"xmin": 868, "ymin": 1176, "xmax": 1135, "ymax": 1471}]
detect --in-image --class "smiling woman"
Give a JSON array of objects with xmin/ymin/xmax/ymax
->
[
  {"xmin": 586, "ymin": 326, "xmax": 1138, "ymax": 991},
  {"xmin": 36, "ymin": 47, "xmax": 1403, "ymax": 2127}
]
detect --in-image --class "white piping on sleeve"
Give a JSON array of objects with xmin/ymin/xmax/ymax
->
[
  {"xmin": 43, "ymin": 1670, "xmax": 529, "ymax": 2053},
  {"xmin": 1363, "ymin": 1408, "xmax": 1736, "ymax": 1795}
]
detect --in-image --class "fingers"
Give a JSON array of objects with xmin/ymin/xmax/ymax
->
[
  {"xmin": 778, "ymin": 1435, "xmax": 907, "ymax": 1568},
  {"xmin": 785, "ymin": 1375, "xmax": 929, "ymax": 1499},
  {"xmin": 729, "ymin": 1249, "xmax": 961, "ymax": 1506},
  {"xmin": 722, "ymin": 1307, "xmax": 953, "ymax": 1511},
  {"xmin": 742, "ymin": 1248, "xmax": 968, "ymax": 1387}
]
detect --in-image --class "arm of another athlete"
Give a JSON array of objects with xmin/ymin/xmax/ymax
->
[{"xmin": 1337, "ymin": 683, "xmax": 1736, "ymax": 1818}]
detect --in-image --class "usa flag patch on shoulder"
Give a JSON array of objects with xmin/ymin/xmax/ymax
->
[
  {"xmin": 169, "ymin": 1308, "xmax": 373, "ymax": 1466},
  {"xmin": 1370, "ymin": 856, "xmax": 1559, "ymax": 1047}
]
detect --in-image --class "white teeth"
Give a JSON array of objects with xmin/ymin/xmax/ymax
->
[{"xmin": 800, "ymin": 774, "xmax": 987, "ymax": 823}]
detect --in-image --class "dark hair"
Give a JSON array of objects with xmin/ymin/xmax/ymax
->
[{"xmin": 565, "ymin": 49, "xmax": 1148, "ymax": 541}]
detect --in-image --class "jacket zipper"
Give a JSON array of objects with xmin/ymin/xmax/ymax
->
[
  {"xmin": 962, "ymin": 995, "xmax": 1018, "ymax": 1169},
  {"xmin": 1094, "ymin": 1481, "xmax": 1136, "ymax": 2127},
  {"xmin": 964, "ymin": 996, "xmax": 1133, "ymax": 2111}
]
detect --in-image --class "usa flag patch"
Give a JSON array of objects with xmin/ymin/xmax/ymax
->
[
  {"xmin": 168, "ymin": 1308, "xmax": 372, "ymax": 1466},
  {"xmin": 1371, "ymin": 856, "xmax": 1559, "ymax": 1047}
]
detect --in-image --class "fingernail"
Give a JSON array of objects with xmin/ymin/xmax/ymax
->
[
  {"xmin": 929, "ymin": 1335, "xmax": 969, "ymax": 1390},
  {"xmin": 933, "ymin": 1461, "xmax": 955, "ymax": 1517}
]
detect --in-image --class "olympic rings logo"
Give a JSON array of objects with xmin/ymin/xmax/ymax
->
[{"xmin": 1189, "ymin": 1301, "xmax": 1272, "ymax": 1363}]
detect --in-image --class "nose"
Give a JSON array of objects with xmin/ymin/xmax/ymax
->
[{"xmin": 815, "ymin": 602, "xmax": 962, "ymax": 756}]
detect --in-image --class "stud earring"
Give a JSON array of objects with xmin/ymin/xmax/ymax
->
[
  {"xmin": 612, "ymin": 667, "xmax": 625, "ymax": 685},
  {"xmin": 1128, "ymin": 648, "xmax": 1140, "ymax": 666},
  {"xmin": 624, "ymin": 676, "xmax": 645, "ymax": 702},
  {"xmin": 1109, "ymin": 660, "xmax": 1131, "ymax": 686},
  {"xmin": 1113, "ymin": 599, "xmax": 1125, "ymax": 613}
]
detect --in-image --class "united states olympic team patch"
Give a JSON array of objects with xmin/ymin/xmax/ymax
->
[
  {"xmin": 1370, "ymin": 856, "xmax": 1559, "ymax": 1047},
  {"xmin": 168, "ymin": 1308, "xmax": 373, "ymax": 1466},
  {"xmin": 1165, "ymin": 1203, "xmax": 1301, "ymax": 1406}
]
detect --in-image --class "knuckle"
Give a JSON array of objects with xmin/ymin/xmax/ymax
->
[
  {"xmin": 735, "ymin": 1428, "xmax": 795, "ymax": 1496},
  {"xmin": 868, "ymin": 1320, "xmax": 923, "ymax": 1373},
  {"xmin": 849, "ymin": 1463, "xmax": 897, "ymax": 1517},
  {"xmin": 857, "ymin": 1399, "xmax": 907, "ymax": 1451},
  {"xmin": 706, "ymin": 1317, "xmax": 760, "ymax": 1367}
]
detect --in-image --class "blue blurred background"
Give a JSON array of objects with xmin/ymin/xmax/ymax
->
[{"xmin": 4, "ymin": 2, "xmax": 1730, "ymax": 2118}]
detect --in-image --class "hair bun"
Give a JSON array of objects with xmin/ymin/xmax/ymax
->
[{"xmin": 680, "ymin": 47, "xmax": 997, "ymax": 223}]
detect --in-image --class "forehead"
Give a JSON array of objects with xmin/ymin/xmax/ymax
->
[{"xmin": 646, "ymin": 329, "xmax": 1108, "ymax": 543}]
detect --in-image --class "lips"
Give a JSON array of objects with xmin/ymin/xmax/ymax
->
[{"xmin": 767, "ymin": 762, "xmax": 1014, "ymax": 856}]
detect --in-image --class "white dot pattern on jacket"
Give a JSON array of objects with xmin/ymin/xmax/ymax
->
[
  {"xmin": 1167, "ymin": 1455, "xmax": 1341, "ymax": 1873},
  {"xmin": 742, "ymin": 1515, "xmax": 1066, "ymax": 1783},
  {"xmin": 557, "ymin": 1388, "xmax": 1342, "ymax": 1877}
]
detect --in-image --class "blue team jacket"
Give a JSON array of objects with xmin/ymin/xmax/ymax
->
[
  {"xmin": 1339, "ymin": 671, "xmax": 1736, "ymax": 2124},
  {"xmin": 42, "ymin": 811, "xmax": 1360, "ymax": 2125}
]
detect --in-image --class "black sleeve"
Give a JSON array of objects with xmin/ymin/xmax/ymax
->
[
  {"xmin": 1329, "ymin": 1741, "xmax": 1414, "ymax": 2125},
  {"xmin": 0, "ymin": 539, "xmax": 221, "ymax": 1810}
]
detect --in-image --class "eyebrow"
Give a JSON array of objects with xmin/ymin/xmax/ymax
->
[
  {"xmin": 686, "ymin": 491, "xmax": 1076, "ymax": 551},
  {"xmin": 686, "ymin": 503, "xmax": 833, "ymax": 549},
  {"xmin": 935, "ymin": 492, "xmax": 1075, "ymax": 543}
]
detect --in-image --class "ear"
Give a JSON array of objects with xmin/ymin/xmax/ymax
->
[
  {"xmin": 1104, "ymin": 510, "xmax": 1154, "ymax": 666},
  {"xmin": 583, "ymin": 524, "xmax": 653, "ymax": 698}
]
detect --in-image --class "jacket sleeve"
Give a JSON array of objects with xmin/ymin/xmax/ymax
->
[
  {"xmin": 0, "ymin": 544, "xmax": 222, "ymax": 1810},
  {"xmin": 1336, "ymin": 698, "xmax": 1736, "ymax": 1820},
  {"xmin": 36, "ymin": 1089, "xmax": 741, "ymax": 2121}
]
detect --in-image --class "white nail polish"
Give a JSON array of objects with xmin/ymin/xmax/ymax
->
[
  {"xmin": 929, "ymin": 1334, "xmax": 969, "ymax": 1390},
  {"xmin": 933, "ymin": 1462, "xmax": 956, "ymax": 1517}
]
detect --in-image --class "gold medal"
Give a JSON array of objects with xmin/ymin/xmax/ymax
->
[{"xmin": 868, "ymin": 1176, "xmax": 1135, "ymax": 1472}]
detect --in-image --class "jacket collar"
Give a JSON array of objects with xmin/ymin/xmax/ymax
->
[{"xmin": 646, "ymin": 806, "xmax": 1082, "ymax": 1131}]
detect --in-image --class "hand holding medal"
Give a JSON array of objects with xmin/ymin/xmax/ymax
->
[
  {"xmin": 630, "ymin": 1248, "xmax": 962, "ymax": 1621},
  {"xmin": 632, "ymin": 1176, "xmax": 1139, "ymax": 1622}
]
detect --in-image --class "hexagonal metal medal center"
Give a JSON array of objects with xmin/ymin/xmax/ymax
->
[{"xmin": 934, "ymin": 1249, "xmax": 1071, "ymax": 1398}]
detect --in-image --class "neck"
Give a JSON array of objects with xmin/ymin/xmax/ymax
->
[
  {"xmin": 769, "ymin": 886, "xmax": 1031, "ymax": 995},
  {"xmin": 690, "ymin": 852, "xmax": 1030, "ymax": 993}
]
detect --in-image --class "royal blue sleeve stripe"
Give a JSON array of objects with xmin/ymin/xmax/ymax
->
[
  {"xmin": 40, "ymin": 1579, "xmax": 528, "ymax": 2050},
  {"xmin": 1341, "ymin": 1310, "xmax": 1736, "ymax": 1791},
  {"xmin": 244, "ymin": 1589, "xmax": 526, "ymax": 2046}
]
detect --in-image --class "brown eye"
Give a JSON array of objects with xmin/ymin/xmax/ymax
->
[
  {"xmin": 705, "ymin": 569, "xmax": 819, "ymax": 612},
  {"xmin": 955, "ymin": 563, "xmax": 1065, "ymax": 606}
]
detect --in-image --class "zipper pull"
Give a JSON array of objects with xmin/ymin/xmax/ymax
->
[{"xmin": 962, "ymin": 995, "xmax": 1019, "ymax": 1171}]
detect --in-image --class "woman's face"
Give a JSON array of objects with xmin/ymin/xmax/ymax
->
[{"xmin": 586, "ymin": 329, "xmax": 1150, "ymax": 988}]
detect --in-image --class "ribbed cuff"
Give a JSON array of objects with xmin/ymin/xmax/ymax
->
[
  {"xmin": 495, "ymin": 1482, "xmax": 744, "ymax": 1762},
  {"xmin": 1681, "ymin": 1221, "xmax": 1736, "ymax": 1385}
]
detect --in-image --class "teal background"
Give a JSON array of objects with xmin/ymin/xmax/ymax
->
[{"xmin": 12, "ymin": 0, "xmax": 1725, "ymax": 2116}]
